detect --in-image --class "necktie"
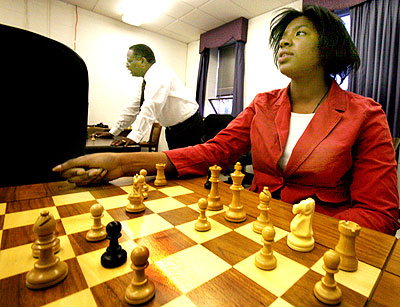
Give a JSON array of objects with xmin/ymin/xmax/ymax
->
[{"xmin": 140, "ymin": 79, "xmax": 146, "ymax": 108}]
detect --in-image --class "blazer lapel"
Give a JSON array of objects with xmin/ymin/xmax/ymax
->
[
  {"xmin": 274, "ymin": 86, "xmax": 292, "ymax": 167},
  {"xmin": 283, "ymin": 82, "xmax": 347, "ymax": 177}
]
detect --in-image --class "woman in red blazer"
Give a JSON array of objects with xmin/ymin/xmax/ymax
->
[{"xmin": 54, "ymin": 5, "xmax": 399, "ymax": 234}]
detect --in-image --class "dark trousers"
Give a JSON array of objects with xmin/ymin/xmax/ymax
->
[{"xmin": 165, "ymin": 111, "xmax": 204, "ymax": 149}]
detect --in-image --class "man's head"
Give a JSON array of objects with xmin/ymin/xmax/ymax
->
[{"xmin": 126, "ymin": 44, "xmax": 156, "ymax": 77}]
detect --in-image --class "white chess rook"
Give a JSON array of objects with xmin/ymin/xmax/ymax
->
[
  {"xmin": 334, "ymin": 220, "xmax": 361, "ymax": 272},
  {"xmin": 154, "ymin": 163, "xmax": 167, "ymax": 186},
  {"xmin": 207, "ymin": 165, "xmax": 223, "ymax": 211}
]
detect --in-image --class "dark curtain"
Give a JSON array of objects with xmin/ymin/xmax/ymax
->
[
  {"xmin": 348, "ymin": 0, "xmax": 400, "ymax": 138},
  {"xmin": 195, "ymin": 48, "xmax": 210, "ymax": 116},
  {"xmin": 303, "ymin": 0, "xmax": 368, "ymax": 10},
  {"xmin": 232, "ymin": 41, "xmax": 245, "ymax": 117}
]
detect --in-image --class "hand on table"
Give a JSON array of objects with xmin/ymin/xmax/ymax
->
[
  {"xmin": 93, "ymin": 132, "xmax": 113, "ymax": 138},
  {"xmin": 111, "ymin": 137, "xmax": 137, "ymax": 147},
  {"xmin": 52, "ymin": 153, "xmax": 124, "ymax": 185}
]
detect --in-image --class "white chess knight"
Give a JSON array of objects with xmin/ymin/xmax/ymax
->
[{"xmin": 287, "ymin": 198, "xmax": 315, "ymax": 252}]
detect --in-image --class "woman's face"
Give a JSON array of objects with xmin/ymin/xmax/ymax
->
[{"xmin": 277, "ymin": 16, "xmax": 322, "ymax": 80}]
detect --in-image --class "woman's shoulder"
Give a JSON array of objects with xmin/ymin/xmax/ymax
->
[
  {"xmin": 252, "ymin": 87, "xmax": 288, "ymax": 105},
  {"xmin": 343, "ymin": 89, "xmax": 384, "ymax": 114}
]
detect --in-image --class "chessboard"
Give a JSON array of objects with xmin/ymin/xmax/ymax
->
[{"xmin": 0, "ymin": 174, "xmax": 397, "ymax": 307}]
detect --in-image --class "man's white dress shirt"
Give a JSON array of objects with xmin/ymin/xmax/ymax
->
[{"xmin": 110, "ymin": 63, "xmax": 198, "ymax": 143}]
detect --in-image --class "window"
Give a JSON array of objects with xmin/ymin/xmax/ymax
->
[
  {"xmin": 336, "ymin": 9, "xmax": 351, "ymax": 90},
  {"xmin": 204, "ymin": 44, "xmax": 235, "ymax": 117},
  {"xmin": 217, "ymin": 44, "xmax": 235, "ymax": 96}
]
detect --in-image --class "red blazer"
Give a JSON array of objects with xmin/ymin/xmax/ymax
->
[{"xmin": 166, "ymin": 81, "xmax": 399, "ymax": 235}]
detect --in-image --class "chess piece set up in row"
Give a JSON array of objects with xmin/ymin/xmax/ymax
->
[
  {"xmin": 27, "ymin": 209, "xmax": 155, "ymax": 305},
  {"xmin": 25, "ymin": 164, "xmax": 168, "ymax": 305},
  {"xmin": 202, "ymin": 162, "xmax": 362, "ymax": 306},
  {"xmin": 26, "ymin": 162, "xmax": 361, "ymax": 306}
]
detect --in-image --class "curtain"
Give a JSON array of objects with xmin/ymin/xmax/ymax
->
[
  {"xmin": 232, "ymin": 41, "xmax": 245, "ymax": 117},
  {"xmin": 348, "ymin": 0, "xmax": 400, "ymax": 138},
  {"xmin": 195, "ymin": 48, "xmax": 210, "ymax": 116},
  {"xmin": 303, "ymin": 0, "xmax": 368, "ymax": 10}
]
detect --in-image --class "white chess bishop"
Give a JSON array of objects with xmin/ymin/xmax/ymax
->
[{"xmin": 287, "ymin": 198, "xmax": 315, "ymax": 252}]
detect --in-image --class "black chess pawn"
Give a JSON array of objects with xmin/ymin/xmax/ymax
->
[
  {"xmin": 204, "ymin": 169, "xmax": 212, "ymax": 189},
  {"xmin": 101, "ymin": 221, "xmax": 127, "ymax": 268}
]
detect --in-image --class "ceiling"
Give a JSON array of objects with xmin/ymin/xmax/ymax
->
[{"xmin": 59, "ymin": 0, "xmax": 296, "ymax": 43}]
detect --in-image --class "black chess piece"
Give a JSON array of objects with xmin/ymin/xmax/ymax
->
[
  {"xmin": 101, "ymin": 221, "xmax": 127, "ymax": 268},
  {"xmin": 204, "ymin": 169, "xmax": 212, "ymax": 189}
]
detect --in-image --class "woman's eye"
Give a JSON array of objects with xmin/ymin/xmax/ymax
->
[{"xmin": 296, "ymin": 31, "xmax": 306, "ymax": 36}]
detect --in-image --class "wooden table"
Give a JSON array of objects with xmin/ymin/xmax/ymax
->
[
  {"xmin": 85, "ymin": 138, "xmax": 140, "ymax": 153},
  {"xmin": 368, "ymin": 238, "xmax": 400, "ymax": 306},
  {"xmin": 0, "ymin": 176, "xmax": 398, "ymax": 306}
]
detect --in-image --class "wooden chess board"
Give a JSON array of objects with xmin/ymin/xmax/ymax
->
[{"xmin": 0, "ymin": 177, "xmax": 397, "ymax": 307}]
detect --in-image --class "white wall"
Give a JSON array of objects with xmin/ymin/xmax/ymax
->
[{"xmin": 244, "ymin": 0, "xmax": 302, "ymax": 106}]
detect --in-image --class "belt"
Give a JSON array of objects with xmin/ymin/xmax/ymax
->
[{"xmin": 167, "ymin": 110, "xmax": 200, "ymax": 130}]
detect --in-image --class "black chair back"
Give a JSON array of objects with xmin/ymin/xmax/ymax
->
[{"xmin": 0, "ymin": 24, "xmax": 88, "ymax": 186}]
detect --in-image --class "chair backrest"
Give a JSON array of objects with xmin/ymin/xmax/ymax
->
[
  {"xmin": 0, "ymin": 24, "xmax": 88, "ymax": 186},
  {"xmin": 393, "ymin": 138, "xmax": 400, "ymax": 151},
  {"xmin": 393, "ymin": 137, "xmax": 400, "ymax": 165},
  {"xmin": 142, "ymin": 122, "xmax": 162, "ymax": 152},
  {"xmin": 149, "ymin": 122, "xmax": 162, "ymax": 145},
  {"xmin": 202, "ymin": 114, "xmax": 235, "ymax": 142}
]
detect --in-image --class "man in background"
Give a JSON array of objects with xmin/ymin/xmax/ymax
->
[{"xmin": 96, "ymin": 44, "xmax": 203, "ymax": 149}]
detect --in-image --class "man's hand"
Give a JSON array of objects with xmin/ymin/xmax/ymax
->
[
  {"xmin": 111, "ymin": 137, "xmax": 137, "ymax": 147},
  {"xmin": 94, "ymin": 132, "xmax": 113, "ymax": 138},
  {"xmin": 52, "ymin": 153, "xmax": 124, "ymax": 185}
]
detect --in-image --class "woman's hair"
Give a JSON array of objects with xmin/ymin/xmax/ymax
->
[
  {"xmin": 269, "ymin": 5, "xmax": 360, "ymax": 84},
  {"xmin": 129, "ymin": 44, "xmax": 156, "ymax": 64}
]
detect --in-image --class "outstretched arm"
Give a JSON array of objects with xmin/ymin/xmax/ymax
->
[{"xmin": 52, "ymin": 152, "xmax": 177, "ymax": 185}]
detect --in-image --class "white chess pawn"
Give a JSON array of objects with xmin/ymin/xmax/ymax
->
[
  {"xmin": 255, "ymin": 225, "xmax": 277, "ymax": 270},
  {"xmin": 287, "ymin": 198, "xmax": 315, "ymax": 252},
  {"xmin": 314, "ymin": 249, "xmax": 342, "ymax": 305},
  {"xmin": 195, "ymin": 198, "xmax": 211, "ymax": 231},
  {"xmin": 125, "ymin": 246, "xmax": 155, "ymax": 305},
  {"xmin": 86, "ymin": 203, "xmax": 107, "ymax": 242}
]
